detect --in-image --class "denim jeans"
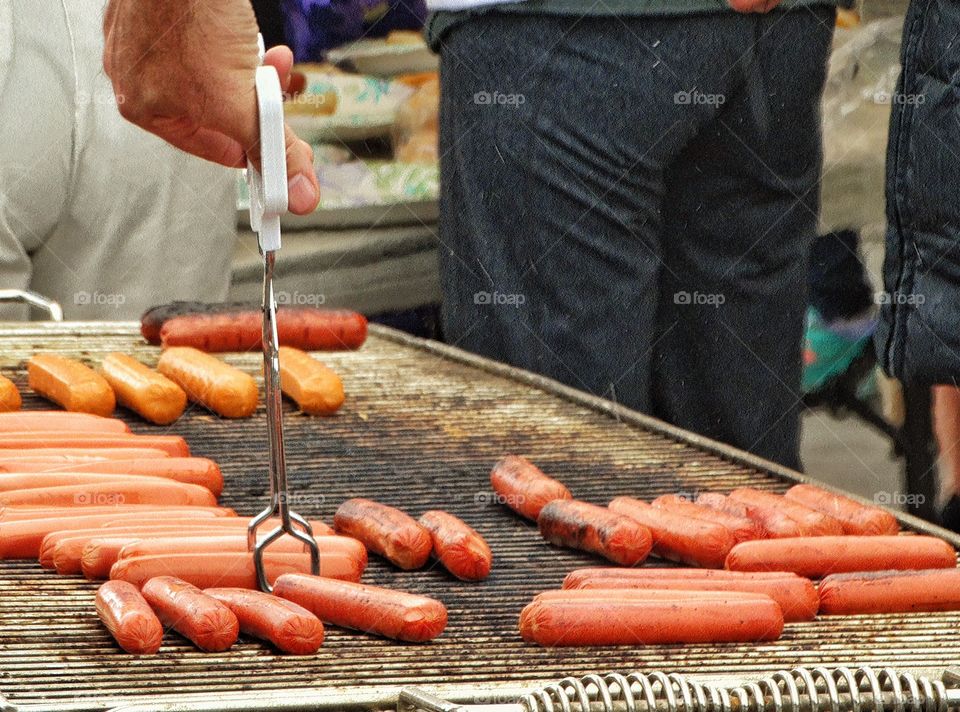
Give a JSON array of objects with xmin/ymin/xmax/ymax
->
[{"xmin": 436, "ymin": 8, "xmax": 835, "ymax": 468}]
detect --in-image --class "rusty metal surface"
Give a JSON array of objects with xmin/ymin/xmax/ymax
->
[{"xmin": 0, "ymin": 322, "xmax": 957, "ymax": 712}]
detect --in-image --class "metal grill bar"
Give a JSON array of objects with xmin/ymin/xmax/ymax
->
[{"xmin": 0, "ymin": 323, "xmax": 957, "ymax": 712}]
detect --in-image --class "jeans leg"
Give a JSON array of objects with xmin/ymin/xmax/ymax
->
[
  {"xmin": 436, "ymin": 12, "xmax": 742, "ymax": 410},
  {"xmin": 652, "ymin": 7, "xmax": 836, "ymax": 469}
]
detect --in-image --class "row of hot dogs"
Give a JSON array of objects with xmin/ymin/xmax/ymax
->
[
  {"xmin": 139, "ymin": 302, "xmax": 368, "ymax": 352},
  {"xmin": 488, "ymin": 455, "xmax": 960, "ymax": 646},
  {"xmin": 0, "ymin": 348, "xmax": 345, "ymax": 423},
  {"xmin": 0, "ymin": 411, "xmax": 493, "ymax": 654}
]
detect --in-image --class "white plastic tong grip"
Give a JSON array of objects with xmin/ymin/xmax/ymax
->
[{"xmin": 246, "ymin": 34, "xmax": 287, "ymax": 253}]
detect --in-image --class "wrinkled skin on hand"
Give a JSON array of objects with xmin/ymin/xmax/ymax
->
[{"xmin": 103, "ymin": 0, "xmax": 320, "ymax": 214}]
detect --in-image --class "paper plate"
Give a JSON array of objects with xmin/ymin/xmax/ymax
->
[{"xmin": 327, "ymin": 39, "xmax": 439, "ymax": 77}]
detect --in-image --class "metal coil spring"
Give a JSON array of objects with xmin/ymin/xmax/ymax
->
[{"xmin": 518, "ymin": 666, "xmax": 952, "ymax": 712}]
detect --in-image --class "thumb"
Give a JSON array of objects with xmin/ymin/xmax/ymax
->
[
  {"xmin": 283, "ymin": 123, "xmax": 320, "ymax": 215},
  {"xmin": 248, "ymin": 45, "xmax": 320, "ymax": 215},
  {"xmin": 247, "ymin": 122, "xmax": 319, "ymax": 215},
  {"xmin": 263, "ymin": 45, "xmax": 295, "ymax": 93}
]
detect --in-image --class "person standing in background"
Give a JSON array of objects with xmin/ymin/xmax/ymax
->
[
  {"xmin": 0, "ymin": 0, "xmax": 240, "ymax": 320},
  {"xmin": 425, "ymin": 0, "xmax": 847, "ymax": 469},
  {"xmin": 875, "ymin": 0, "xmax": 960, "ymax": 531}
]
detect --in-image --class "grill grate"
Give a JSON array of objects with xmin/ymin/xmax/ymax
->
[{"xmin": 0, "ymin": 323, "xmax": 957, "ymax": 712}]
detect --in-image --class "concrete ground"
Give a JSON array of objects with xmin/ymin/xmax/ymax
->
[{"xmin": 800, "ymin": 410, "xmax": 903, "ymax": 506}]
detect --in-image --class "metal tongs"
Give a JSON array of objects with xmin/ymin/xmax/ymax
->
[{"xmin": 245, "ymin": 36, "xmax": 320, "ymax": 592}]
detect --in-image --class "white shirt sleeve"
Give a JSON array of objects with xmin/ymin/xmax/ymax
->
[{"xmin": 0, "ymin": 0, "xmax": 72, "ymax": 317}]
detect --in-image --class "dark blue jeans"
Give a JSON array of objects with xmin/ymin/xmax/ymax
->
[{"xmin": 436, "ymin": 8, "xmax": 835, "ymax": 469}]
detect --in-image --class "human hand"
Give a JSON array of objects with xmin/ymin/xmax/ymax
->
[
  {"xmin": 727, "ymin": 0, "xmax": 782, "ymax": 12},
  {"xmin": 103, "ymin": 0, "xmax": 320, "ymax": 214}
]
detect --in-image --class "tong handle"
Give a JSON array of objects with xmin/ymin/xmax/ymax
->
[
  {"xmin": 245, "ymin": 35, "xmax": 287, "ymax": 253},
  {"xmin": 245, "ymin": 35, "xmax": 320, "ymax": 592}
]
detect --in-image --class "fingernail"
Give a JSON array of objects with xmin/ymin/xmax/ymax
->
[{"xmin": 288, "ymin": 173, "xmax": 318, "ymax": 213}]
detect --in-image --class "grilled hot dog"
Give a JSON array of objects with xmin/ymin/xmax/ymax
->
[
  {"xmin": 204, "ymin": 587, "xmax": 325, "ymax": 654},
  {"xmin": 784, "ymin": 484, "xmax": 899, "ymax": 535},
  {"xmin": 562, "ymin": 567, "xmax": 818, "ymax": 621},
  {"xmin": 537, "ymin": 499, "xmax": 652, "ymax": 566},
  {"xmin": 96, "ymin": 580, "xmax": 164, "ymax": 654},
  {"xmin": 273, "ymin": 573, "xmax": 447, "ymax": 642},
  {"xmin": 489, "ymin": 455, "xmax": 572, "ymax": 521},
  {"xmin": 28, "ymin": 354, "xmax": 115, "ymax": 416},
  {"xmin": 726, "ymin": 535, "xmax": 956, "ymax": 577},
  {"xmin": 418, "ymin": 510, "xmax": 492, "ymax": 581},
  {"xmin": 141, "ymin": 576, "xmax": 239, "ymax": 652},
  {"xmin": 608, "ymin": 496, "xmax": 735, "ymax": 568},
  {"xmin": 101, "ymin": 353, "xmax": 187, "ymax": 425},
  {"xmin": 334, "ymin": 498, "xmax": 431, "ymax": 570}
]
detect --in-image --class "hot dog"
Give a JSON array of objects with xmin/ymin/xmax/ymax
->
[
  {"xmin": 608, "ymin": 496, "xmax": 735, "ymax": 568},
  {"xmin": 110, "ymin": 551, "xmax": 364, "ymax": 589},
  {"xmin": 818, "ymin": 568, "xmax": 960, "ymax": 615},
  {"xmin": 534, "ymin": 587, "xmax": 774, "ymax": 603},
  {"xmin": 41, "ymin": 527, "xmax": 154, "ymax": 568},
  {"xmin": 537, "ymin": 499, "xmax": 652, "ymax": 566},
  {"xmin": 141, "ymin": 301, "xmax": 245, "ymax": 343},
  {"xmin": 101, "ymin": 353, "xmax": 187, "ymax": 425},
  {"xmin": 729, "ymin": 488, "xmax": 844, "ymax": 536},
  {"xmin": 518, "ymin": 591, "xmax": 784, "ymax": 646},
  {"xmin": 726, "ymin": 536, "xmax": 957, "ymax": 577},
  {"xmin": 96, "ymin": 580, "xmax": 164, "ymax": 654},
  {"xmin": 100, "ymin": 516, "xmax": 334, "ymax": 535},
  {"xmin": 784, "ymin": 484, "xmax": 899, "ymax": 536},
  {"xmin": 157, "ymin": 347, "xmax": 258, "ymax": 418},
  {"xmin": 142, "ymin": 303, "xmax": 367, "ymax": 352},
  {"xmin": 42, "ymin": 524, "xmax": 240, "ymax": 573},
  {"xmin": 0, "ymin": 411, "xmax": 129, "ymax": 433},
  {"xmin": 273, "ymin": 573, "xmax": 447, "ymax": 642},
  {"xmin": 0, "ymin": 448, "xmax": 170, "ymax": 464},
  {"xmin": 0, "ymin": 472, "xmax": 171, "ymax": 492},
  {"xmin": 697, "ymin": 492, "xmax": 797, "ymax": 538},
  {"xmin": 2, "ymin": 503, "xmax": 232, "ymax": 521},
  {"xmin": 27, "ymin": 354, "xmax": 115, "ymax": 416},
  {"xmin": 0, "ymin": 376, "xmax": 20, "ymax": 412},
  {"xmin": 117, "ymin": 534, "xmax": 364, "ymax": 563},
  {"xmin": 1, "ymin": 458, "xmax": 223, "ymax": 496},
  {"xmin": 696, "ymin": 492, "xmax": 750, "ymax": 517},
  {"xmin": 278, "ymin": 346, "xmax": 345, "ymax": 415},
  {"xmin": 418, "ymin": 510, "xmax": 492, "ymax": 581},
  {"xmin": 0, "ymin": 509, "xmax": 230, "ymax": 558},
  {"xmin": 84, "ymin": 530, "xmax": 287, "ymax": 579},
  {"xmin": 562, "ymin": 567, "xmax": 818, "ymax": 622},
  {"xmin": 0, "ymin": 433, "xmax": 189, "ymax": 456},
  {"xmin": 0, "ymin": 479, "xmax": 217, "ymax": 508},
  {"xmin": 80, "ymin": 523, "xmax": 324, "ymax": 579},
  {"xmin": 333, "ymin": 498, "xmax": 431, "ymax": 570},
  {"xmin": 141, "ymin": 576, "xmax": 239, "ymax": 652},
  {"xmin": 489, "ymin": 455, "xmax": 573, "ymax": 521},
  {"xmin": 204, "ymin": 588, "xmax": 325, "ymax": 654},
  {"xmin": 652, "ymin": 494, "xmax": 764, "ymax": 543}
]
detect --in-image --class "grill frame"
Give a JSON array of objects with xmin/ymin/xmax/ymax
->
[{"xmin": 0, "ymin": 322, "xmax": 957, "ymax": 712}]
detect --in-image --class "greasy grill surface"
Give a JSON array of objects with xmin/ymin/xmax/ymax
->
[{"xmin": 0, "ymin": 324, "xmax": 957, "ymax": 711}]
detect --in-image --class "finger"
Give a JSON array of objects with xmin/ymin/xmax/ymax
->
[
  {"xmin": 283, "ymin": 123, "xmax": 319, "ymax": 214},
  {"xmin": 146, "ymin": 116, "xmax": 248, "ymax": 168},
  {"xmin": 263, "ymin": 45, "xmax": 295, "ymax": 93}
]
